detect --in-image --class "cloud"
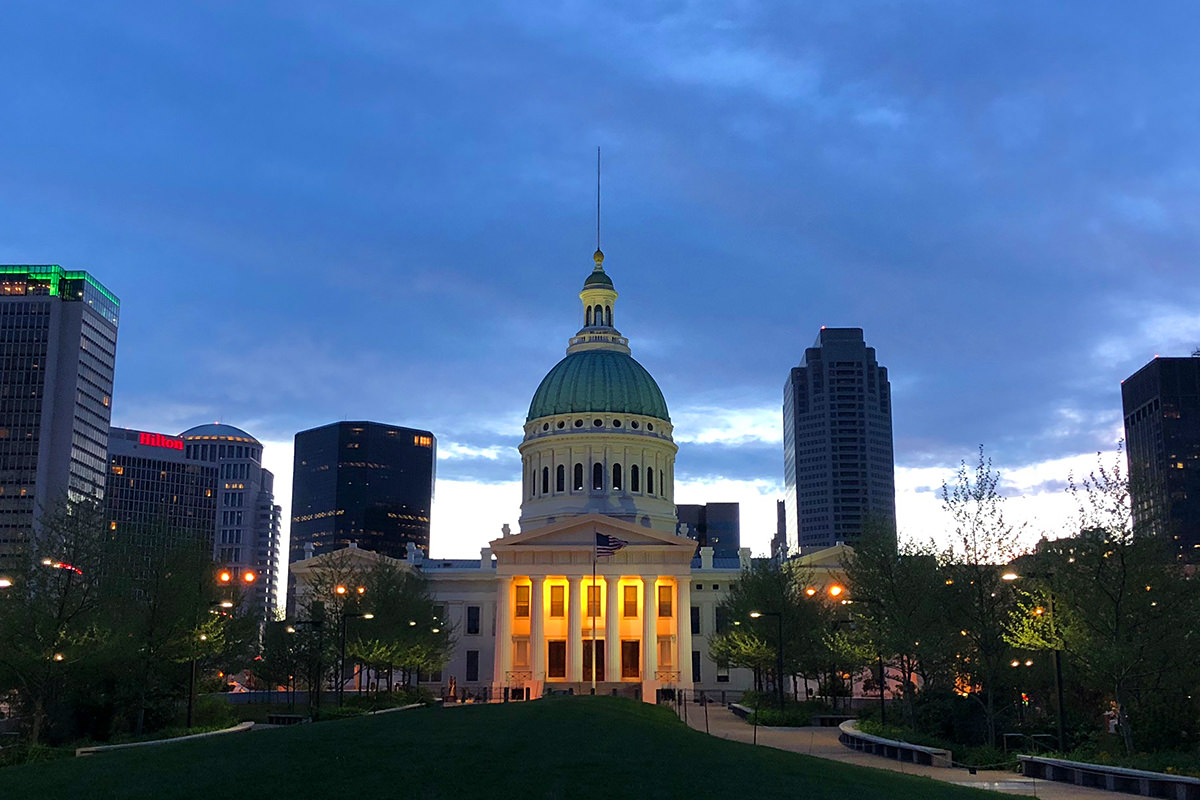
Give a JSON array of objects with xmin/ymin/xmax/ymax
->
[
  {"xmin": 438, "ymin": 442, "xmax": 506, "ymax": 461},
  {"xmin": 672, "ymin": 405, "xmax": 781, "ymax": 446}
]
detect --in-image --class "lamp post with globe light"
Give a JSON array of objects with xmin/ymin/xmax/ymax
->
[
  {"xmin": 1002, "ymin": 570, "xmax": 1066, "ymax": 751},
  {"xmin": 749, "ymin": 611, "xmax": 784, "ymax": 710}
]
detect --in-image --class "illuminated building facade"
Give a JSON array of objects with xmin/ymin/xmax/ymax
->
[
  {"xmin": 289, "ymin": 248, "xmax": 857, "ymax": 701},
  {"xmin": 181, "ymin": 424, "xmax": 281, "ymax": 621},
  {"xmin": 289, "ymin": 421, "xmax": 436, "ymax": 564},
  {"xmin": 783, "ymin": 327, "xmax": 895, "ymax": 555},
  {"xmin": 103, "ymin": 427, "xmax": 218, "ymax": 581},
  {"xmin": 1123, "ymin": 355, "xmax": 1200, "ymax": 560},
  {"xmin": 0, "ymin": 266, "xmax": 119, "ymax": 570}
]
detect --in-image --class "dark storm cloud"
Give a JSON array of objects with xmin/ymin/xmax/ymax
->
[{"xmin": 4, "ymin": 1, "xmax": 1199, "ymax": 487}]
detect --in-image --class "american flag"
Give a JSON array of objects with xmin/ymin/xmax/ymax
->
[{"xmin": 595, "ymin": 533, "xmax": 628, "ymax": 557}]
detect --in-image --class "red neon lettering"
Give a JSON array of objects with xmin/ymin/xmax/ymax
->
[{"xmin": 138, "ymin": 432, "xmax": 184, "ymax": 450}]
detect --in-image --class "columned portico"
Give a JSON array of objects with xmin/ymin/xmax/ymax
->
[{"xmin": 490, "ymin": 515, "xmax": 694, "ymax": 702}]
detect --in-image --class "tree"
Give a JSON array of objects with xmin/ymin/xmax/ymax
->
[
  {"xmin": 844, "ymin": 523, "xmax": 958, "ymax": 726},
  {"xmin": 941, "ymin": 447, "xmax": 1021, "ymax": 747},
  {"xmin": 1011, "ymin": 453, "xmax": 1200, "ymax": 754},
  {"xmin": 0, "ymin": 501, "xmax": 109, "ymax": 743}
]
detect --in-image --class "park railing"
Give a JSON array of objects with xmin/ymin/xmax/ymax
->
[{"xmin": 1018, "ymin": 755, "xmax": 1200, "ymax": 799}]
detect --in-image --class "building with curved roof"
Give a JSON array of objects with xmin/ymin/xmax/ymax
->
[{"xmin": 517, "ymin": 249, "xmax": 678, "ymax": 534}]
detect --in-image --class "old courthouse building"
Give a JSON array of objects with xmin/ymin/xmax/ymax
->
[{"xmin": 291, "ymin": 249, "xmax": 844, "ymax": 699}]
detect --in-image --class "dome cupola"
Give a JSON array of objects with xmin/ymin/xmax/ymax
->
[{"xmin": 518, "ymin": 249, "xmax": 678, "ymax": 535}]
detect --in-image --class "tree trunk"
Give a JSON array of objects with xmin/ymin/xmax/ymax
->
[{"xmin": 1114, "ymin": 682, "xmax": 1135, "ymax": 755}]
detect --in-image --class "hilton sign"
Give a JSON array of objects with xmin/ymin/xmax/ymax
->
[{"xmin": 139, "ymin": 431, "xmax": 184, "ymax": 451}]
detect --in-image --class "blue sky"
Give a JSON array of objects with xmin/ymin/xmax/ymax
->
[{"xmin": 4, "ymin": 1, "xmax": 1199, "ymax": 556}]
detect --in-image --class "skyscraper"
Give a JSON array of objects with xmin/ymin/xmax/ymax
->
[
  {"xmin": 289, "ymin": 421, "xmax": 436, "ymax": 563},
  {"xmin": 0, "ymin": 266, "xmax": 119, "ymax": 569},
  {"xmin": 103, "ymin": 427, "xmax": 218, "ymax": 583},
  {"xmin": 1122, "ymin": 355, "xmax": 1200, "ymax": 560},
  {"xmin": 677, "ymin": 502, "xmax": 740, "ymax": 552},
  {"xmin": 783, "ymin": 327, "xmax": 895, "ymax": 555},
  {"xmin": 180, "ymin": 424, "xmax": 281, "ymax": 620}
]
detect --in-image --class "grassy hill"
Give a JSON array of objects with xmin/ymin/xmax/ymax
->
[{"xmin": 5, "ymin": 696, "xmax": 1000, "ymax": 799}]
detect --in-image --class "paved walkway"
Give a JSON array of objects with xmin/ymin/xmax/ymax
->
[{"xmin": 675, "ymin": 702, "xmax": 1139, "ymax": 799}]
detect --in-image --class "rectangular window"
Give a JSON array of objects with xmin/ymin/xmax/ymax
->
[
  {"xmin": 549, "ymin": 585, "xmax": 564, "ymax": 617},
  {"xmin": 514, "ymin": 639, "xmax": 530, "ymax": 668},
  {"xmin": 587, "ymin": 585, "xmax": 601, "ymax": 617},
  {"xmin": 690, "ymin": 606, "xmax": 701, "ymax": 635},
  {"xmin": 716, "ymin": 659, "xmax": 729, "ymax": 683},
  {"xmin": 621, "ymin": 640, "xmax": 640, "ymax": 679},
  {"xmin": 466, "ymin": 650, "xmax": 479, "ymax": 682},
  {"xmin": 658, "ymin": 585, "xmax": 672, "ymax": 618},
  {"xmin": 515, "ymin": 585, "xmax": 530, "ymax": 618},
  {"xmin": 623, "ymin": 585, "xmax": 638, "ymax": 617},
  {"xmin": 547, "ymin": 641, "xmax": 566, "ymax": 678},
  {"xmin": 715, "ymin": 606, "xmax": 729, "ymax": 634},
  {"xmin": 692, "ymin": 651, "xmax": 702, "ymax": 683},
  {"xmin": 466, "ymin": 605, "xmax": 480, "ymax": 635}
]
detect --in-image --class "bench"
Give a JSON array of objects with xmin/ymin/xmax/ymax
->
[
  {"xmin": 837, "ymin": 720, "xmax": 953, "ymax": 767},
  {"xmin": 266, "ymin": 714, "xmax": 309, "ymax": 726},
  {"xmin": 1019, "ymin": 755, "xmax": 1200, "ymax": 799}
]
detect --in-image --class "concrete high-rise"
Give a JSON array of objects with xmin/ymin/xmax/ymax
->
[
  {"xmin": 677, "ymin": 502, "xmax": 740, "ymax": 553},
  {"xmin": 181, "ymin": 424, "xmax": 282, "ymax": 620},
  {"xmin": 1122, "ymin": 355, "xmax": 1200, "ymax": 560},
  {"xmin": 0, "ymin": 266, "xmax": 119, "ymax": 570},
  {"xmin": 289, "ymin": 421, "xmax": 435, "ymax": 563},
  {"xmin": 783, "ymin": 328, "xmax": 895, "ymax": 555}
]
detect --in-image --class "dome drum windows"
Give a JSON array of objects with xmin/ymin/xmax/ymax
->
[
  {"xmin": 542, "ymin": 467, "xmax": 549, "ymax": 495},
  {"xmin": 630, "ymin": 464, "xmax": 640, "ymax": 492},
  {"xmin": 612, "ymin": 463, "xmax": 622, "ymax": 491},
  {"xmin": 556, "ymin": 464, "xmax": 565, "ymax": 492},
  {"xmin": 573, "ymin": 463, "xmax": 584, "ymax": 491},
  {"xmin": 592, "ymin": 463, "xmax": 604, "ymax": 491}
]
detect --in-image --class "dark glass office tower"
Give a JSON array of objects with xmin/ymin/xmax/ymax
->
[
  {"xmin": 0, "ymin": 266, "xmax": 119, "ymax": 570},
  {"xmin": 783, "ymin": 328, "xmax": 895, "ymax": 555},
  {"xmin": 1122, "ymin": 355, "xmax": 1200, "ymax": 561},
  {"xmin": 677, "ymin": 502, "xmax": 740, "ymax": 552},
  {"xmin": 289, "ymin": 421, "xmax": 436, "ymax": 563}
]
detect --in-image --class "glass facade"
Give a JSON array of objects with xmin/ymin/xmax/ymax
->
[
  {"xmin": 0, "ymin": 267, "xmax": 118, "ymax": 570},
  {"xmin": 289, "ymin": 421, "xmax": 436, "ymax": 563}
]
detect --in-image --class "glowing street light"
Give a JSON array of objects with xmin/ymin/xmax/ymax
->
[{"xmin": 0, "ymin": 577, "xmax": 12, "ymax": 588}]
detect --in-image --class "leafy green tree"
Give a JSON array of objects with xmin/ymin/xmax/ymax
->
[
  {"xmin": 1010, "ymin": 454, "xmax": 1200, "ymax": 754},
  {"xmin": 844, "ymin": 524, "xmax": 958, "ymax": 725},
  {"xmin": 941, "ymin": 447, "xmax": 1021, "ymax": 747},
  {"xmin": 0, "ymin": 501, "xmax": 109, "ymax": 743}
]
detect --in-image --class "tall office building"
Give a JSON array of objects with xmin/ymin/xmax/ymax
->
[
  {"xmin": 783, "ymin": 327, "xmax": 895, "ymax": 555},
  {"xmin": 181, "ymin": 424, "xmax": 282, "ymax": 620},
  {"xmin": 290, "ymin": 421, "xmax": 435, "ymax": 563},
  {"xmin": 0, "ymin": 266, "xmax": 119, "ymax": 569},
  {"xmin": 677, "ymin": 502, "xmax": 740, "ymax": 552},
  {"xmin": 103, "ymin": 427, "xmax": 218, "ymax": 583},
  {"xmin": 1122, "ymin": 355, "xmax": 1200, "ymax": 560}
]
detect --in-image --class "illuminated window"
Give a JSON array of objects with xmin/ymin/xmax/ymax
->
[
  {"xmin": 413, "ymin": 436, "xmax": 433, "ymax": 447},
  {"xmin": 515, "ymin": 585, "xmax": 530, "ymax": 618},
  {"xmin": 587, "ymin": 585, "xmax": 601, "ymax": 617},
  {"xmin": 623, "ymin": 585, "xmax": 638, "ymax": 617},
  {"xmin": 549, "ymin": 585, "xmax": 565, "ymax": 617},
  {"xmin": 658, "ymin": 585, "xmax": 672, "ymax": 617}
]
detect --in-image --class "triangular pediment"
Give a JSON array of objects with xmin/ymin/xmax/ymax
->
[
  {"xmin": 289, "ymin": 544, "xmax": 409, "ymax": 577},
  {"xmin": 490, "ymin": 513, "xmax": 694, "ymax": 551}
]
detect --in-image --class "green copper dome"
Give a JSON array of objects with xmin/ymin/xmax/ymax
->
[
  {"xmin": 527, "ymin": 350, "xmax": 670, "ymax": 422},
  {"xmin": 583, "ymin": 270, "xmax": 613, "ymax": 289}
]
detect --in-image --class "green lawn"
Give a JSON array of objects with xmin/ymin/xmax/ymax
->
[{"xmin": 5, "ymin": 696, "xmax": 1001, "ymax": 799}]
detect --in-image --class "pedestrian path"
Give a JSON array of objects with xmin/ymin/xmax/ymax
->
[{"xmin": 676, "ymin": 702, "xmax": 1140, "ymax": 799}]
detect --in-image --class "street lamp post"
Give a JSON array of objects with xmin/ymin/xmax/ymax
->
[
  {"xmin": 338, "ymin": 611, "xmax": 374, "ymax": 707},
  {"xmin": 187, "ymin": 599, "xmax": 233, "ymax": 728},
  {"xmin": 1003, "ymin": 571, "xmax": 1067, "ymax": 752},
  {"xmin": 750, "ymin": 611, "xmax": 784, "ymax": 710}
]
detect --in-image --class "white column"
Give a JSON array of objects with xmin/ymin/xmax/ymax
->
[
  {"xmin": 494, "ymin": 576, "xmax": 512, "ymax": 688},
  {"xmin": 568, "ymin": 576, "xmax": 583, "ymax": 682},
  {"xmin": 641, "ymin": 575, "xmax": 658, "ymax": 680},
  {"xmin": 605, "ymin": 576, "xmax": 620, "ymax": 682},
  {"xmin": 530, "ymin": 576, "xmax": 545, "ymax": 681},
  {"xmin": 677, "ymin": 577, "xmax": 693, "ymax": 688}
]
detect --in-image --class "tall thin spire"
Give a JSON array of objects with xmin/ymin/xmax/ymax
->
[{"xmin": 596, "ymin": 146, "xmax": 602, "ymax": 252}]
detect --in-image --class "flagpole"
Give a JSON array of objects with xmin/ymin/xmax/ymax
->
[{"xmin": 591, "ymin": 534, "xmax": 597, "ymax": 694}]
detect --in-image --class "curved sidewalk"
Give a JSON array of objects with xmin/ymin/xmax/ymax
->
[{"xmin": 677, "ymin": 703, "xmax": 1141, "ymax": 799}]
